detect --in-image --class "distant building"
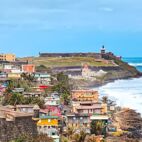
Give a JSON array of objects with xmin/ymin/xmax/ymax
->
[
  {"xmin": 37, "ymin": 115, "xmax": 60, "ymax": 142},
  {"xmin": 0, "ymin": 72, "xmax": 7, "ymax": 78},
  {"xmin": 2, "ymin": 63, "xmax": 22, "ymax": 73},
  {"xmin": 100, "ymin": 45, "xmax": 106, "ymax": 54},
  {"xmin": 44, "ymin": 93, "xmax": 60, "ymax": 106},
  {"xmin": 34, "ymin": 72, "xmax": 51, "ymax": 85},
  {"xmin": 82, "ymin": 64, "xmax": 107, "ymax": 78},
  {"xmin": 12, "ymin": 88, "xmax": 25, "ymax": 93},
  {"xmin": 16, "ymin": 105, "xmax": 35, "ymax": 113},
  {"xmin": 7, "ymin": 72, "xmax": 21, "ymax": 79},
  {"xmin": 23, "ymin": 92, "xmax": 42, "ymax": 98},
  {"xmin": 39, "ymin": 52, "xmax": 101, "ymax": 58},
  {"xmin": 72, "ymin": 101, "xmax": 105, "ymax": 115},
  {"xmin": 71, "ymin": 90, "xmax": 99, "ymax": 102},
  {"xmin": 40, "ymin": 106, "xmax": 61, "ymax": 117},
  {"xmin": 22, "ymin": 64, "xmax": 35, "ymax": 73},
  {"xmin": 0, "ymin": 53, "xmax": 16, "ymax": 62},
  {"xmin": 67, "ymin": 114, "xmax": 90, "ymax": 132}
]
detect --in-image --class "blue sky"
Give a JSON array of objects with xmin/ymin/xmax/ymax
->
[{"xmin": 0, "ymin": 0, "xmax": 142, "ymax": 57}]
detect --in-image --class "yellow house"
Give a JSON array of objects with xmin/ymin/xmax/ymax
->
[
  {"xmin": 101, "ymin": 103, "xmax": 108, "ymax": 114},
  {"xmin": 37, "ymin": 116, "xmax": 59, "ymax": 127},
  {"xmin": 8, "ymin": 73, "xmax": 21, "ymax": 79},
  {"xmin": 71, "ymin": 90, "xmax": 99, "ymax": 102},
  {"xmin": 37, "ymin": 116, "xmax": 60, "ymax": 142},
  {"xmin": 0, "ymin": 54, "xmax": 16, "ymax": 62}
]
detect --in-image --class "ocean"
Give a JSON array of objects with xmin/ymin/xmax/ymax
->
[
  {"xmin": 123, "ymin": 57, "xmax": 142, "ymax": 72},
  {"xmin": 97, "ymin": 58, "xmax": 142, "ymax": 115}
]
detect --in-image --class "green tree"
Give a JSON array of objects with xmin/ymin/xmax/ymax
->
[
  {"xmin": 21, "ymin": 73, "xmax": 35, "ymax": 82},
  {"xmin": 61, "ymin": 93, "xmax": 70, "ymax": 105},
  {"xmin": 102, "ymin": 96, "xmax": 108, "ymax": 104},
  {"xmin": 3, "ymin": 92, "xmax": 24, "ymax": 106},
  {"xmin": 33, "ymin": 134, "xmax": 54, "ymax": 142},
  {"xmin": 73, "ymin": 130, "xmax": 87, "ymax": 142},
  {"xmin": 52, "ymin": 72, "xmax": 71, "ymax": 94},
  {"xmin": 5, "ymin": 80, "xmax": 15, "ymax": 94},
  {"xmin": 66, "ymin": 126, "xmax": 76, "ymax": 141},
  {"xmin": 86, "ymin": 135, "xmax": 105, "ymax": 142},
  {"xmin": 91, "ymin": 121, "xmax": 106, "ymax": 136},
  {"xmin": 52, "ymin": 72, "xmax": 72, "ymax": 105}
]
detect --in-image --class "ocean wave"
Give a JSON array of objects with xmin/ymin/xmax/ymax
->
[
  {"xmin": 97, "ymin": 78, "xmax": 142, "ymax": 115},
  {"xmin": 129, "ymin": 63, "xmax": 142, "ymax": 67}
]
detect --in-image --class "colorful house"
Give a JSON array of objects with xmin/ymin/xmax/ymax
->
[
  {"xmin": 3, "ymin": 63, "xmax": 21, "ymax": 73},
  {"xmin": 23, "ymin": 92, "xmax": 42, "ymax": 98},
  {"xmin": 22, "ymin": 64, "xmax": 35, "ymax": 73},
  {"xmin": 8, "ymin": 73, "xmax": 21, "ymax": 79},
  {"xmin": 0, "ymin": 53, "xmax": 16, "ymax": 62},
  {"xmin": 71, "ymin": 90, "xmax": 99, "ymax": 101},
  {"xmin": 34, "ymin": 72, "xmax": 51, "ymax": 85},
  {"xmin": 40, "ymin": 106, "xmax": 61, "ymax": 117},
  {"xmin": 67, "ymin": 114, "xmax": 90, "ymax": 132},
  {"xmin": 44, "ymin": 96, "xmax": 60, "ymax": 106},
  {"xmin": 0, "ymin": 72, "xmax": 7, "ymax": 78},
  {"xmin": 37, "ymin": 115, "xmax": 60, "ymax": 142},
  {"xmin": 72, "ymin": 101, "xmax": 103, "ymax": 115},
  {"xmin": 16, "ymin": 105, "xmax": 35, "ymax": 113}
]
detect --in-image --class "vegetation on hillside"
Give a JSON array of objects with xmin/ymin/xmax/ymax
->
[
  {"xmin": 52, "ymin": 72, "xmax": 72, "ymax": 105},
  {"xmin": 3, "ymin": 79, "xmax": 44, "ymax": 107},
  {"xmin": 19, "ymin": 57, "xmax": 115, "ymax": 67}
]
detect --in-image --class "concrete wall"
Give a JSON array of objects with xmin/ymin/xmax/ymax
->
[
  {"xmin": 39, "ymin": 52, "xmax": 101, "ymax": 58},
  {"xmin": 0, "ymin": 117, "xmax": 38, "ymax": 142}
]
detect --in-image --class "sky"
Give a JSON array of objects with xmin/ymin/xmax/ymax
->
[{"xmin": 0, "ymin": 0, "xmax": 142, "ymax": 57}]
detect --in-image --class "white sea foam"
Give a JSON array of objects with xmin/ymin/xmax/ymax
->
[
  {"xmin": 129, "ymin": 63, "xmax": 142, "ymax": 67},
  {"xmin": 96, "ymin": 77, "xmax": 142, "ymax": 115}
]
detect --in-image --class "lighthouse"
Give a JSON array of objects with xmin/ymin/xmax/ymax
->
[{"xmin": 100, "ymin": 45, "xmax": 106, "ymax": 54}]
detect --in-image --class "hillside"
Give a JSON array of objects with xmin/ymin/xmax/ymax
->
[
  {"xmin": 18, "ymin": 55, "xmax": 141, "ymax": 88},
  {"xmin": 18, "ymin": 56, "xmax": 115, "ymax": 67}
]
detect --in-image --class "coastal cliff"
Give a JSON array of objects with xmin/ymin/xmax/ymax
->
[{"xmin": 19, "ymin": 53, "xmax": 141, "ymax": 88}]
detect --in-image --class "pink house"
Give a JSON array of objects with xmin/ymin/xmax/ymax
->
[
  {"xmin": 40, "ymin": 106, "xmax": 61, "ymax": 117},
  {"xmin": 73, "ymin": 101, "xmax": 103, "ymax": 115}
]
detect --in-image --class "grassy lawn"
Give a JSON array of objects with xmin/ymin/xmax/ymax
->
[{"xmin": 19, "ymin": 57, "xmax": 115, "ymax": 67}]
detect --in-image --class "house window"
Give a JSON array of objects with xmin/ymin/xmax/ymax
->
[
  {"xmin": 44, "ymin": 126, "xmax": 47, "ymax": 131},
  {"xmin": 52, "ymin": 132, "xmax": 55, "ymax": 135},
  {"xmin": 80, "ymin": 117, "xmax": 83, "ymax": 120}
]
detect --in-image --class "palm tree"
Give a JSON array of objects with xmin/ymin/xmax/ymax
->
[
  {"xmin": 5, "ymin": 80, "xmax": 15, "ymax": 94},
  {"xmin": 86, "ymin": 135, "xmax": 104, "ymax": 142},
  {"xmin": 66, "ymin": 126, "xmax": 76, "ymax": 140},
  {"xmin": 73, "ymin": 130, "xmax": 87, "ymax": 142},
  {"xmin": 102, "ymin": 96, "xmax": 108, "ymax": 104},
  {"xmin": 8, "ymin": 92, "xmax": 24, "ymax": 106},
  {"xmin": 61, "ymin": 136, "xmax": 69, "ymax": 142},
  {"xmin": 91, "ymin": 121, "xmax": 106, "ymax": 136},
  {"xmin": 33, "ymin": 134, "xmax": 54, "ymax": 142}
]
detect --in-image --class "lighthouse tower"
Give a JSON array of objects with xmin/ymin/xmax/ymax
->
[{"xmin": 100, "ymin": 45, "xmax": 106, "ymax": 54}]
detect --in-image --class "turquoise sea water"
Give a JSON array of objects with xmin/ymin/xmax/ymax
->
[
  {"xmin": 97, "ymin": 57, "xmax": 142, "ymax": 115},
  {"xmin": 123, "ymin": 57, "xmax": 142, "ymax": 72}
]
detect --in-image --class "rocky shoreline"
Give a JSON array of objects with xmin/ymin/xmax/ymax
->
[{"xmin": 69, "ymin": 68, "xmax": 142, "ymax": 89}]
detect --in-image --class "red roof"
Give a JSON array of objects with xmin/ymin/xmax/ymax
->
[
  {"xmin": 39, "ymin": 85, "xmax": 49, "ymax": 89},
  {"xmin": 40, "ymin": 106, "xmax": 61, "ymax": 117}
]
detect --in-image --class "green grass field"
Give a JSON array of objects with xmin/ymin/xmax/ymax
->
[{"xmin": 19, "ymin": 57, "xmax": 115, "ymax": 67}]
